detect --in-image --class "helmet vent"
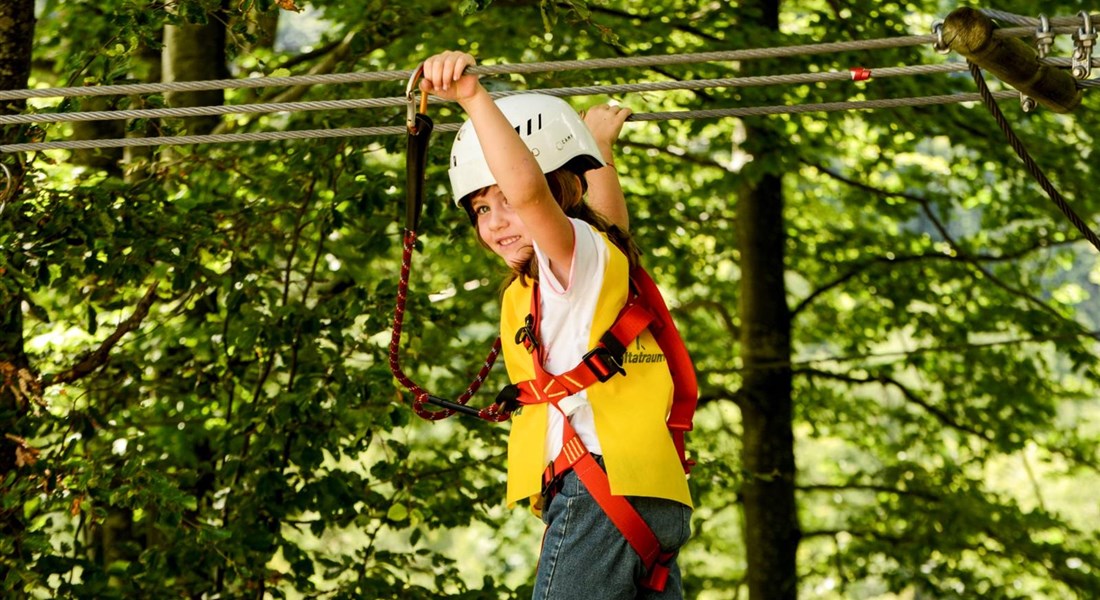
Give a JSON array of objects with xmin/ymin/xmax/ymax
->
[{"xmin": 513, "ymin": 113, "xmax": 544, "ymax": 137}]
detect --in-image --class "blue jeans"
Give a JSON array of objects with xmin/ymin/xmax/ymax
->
[{"xmin": 533, "ymin": 458, "xmax": 693, "ymax": 600}]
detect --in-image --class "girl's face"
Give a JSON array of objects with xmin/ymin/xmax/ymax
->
[{"xmin": 470, "ymin": 185, "xmax": 534, "ymax": 268}]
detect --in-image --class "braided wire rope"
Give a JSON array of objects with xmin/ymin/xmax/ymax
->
[
  {"xmin": 388, "ymin": 229, "xmax": 510, "ymax": 422},
  {"xmin": 4, "ymin": 57, "xmax": 1092, "ymax": 128},
  {"xmin": 980, "ymin": 9, "xmax": 1093, "ymax": 27},
  {"xmin": 0, "ymin": 63, "xmax": 978, "ymax": 126},
  {"xmin": 979, "ymin": 9, "xmax": 1048, "ymax": 26},
  {"xmin": 0, "ymin": 18, "xmax": 1091, "ymax": 102},
  {"xmin": 967, "ymin": 61, "xmax": 1100, "ymax": 252},
  {"xmin": 0, "ymin": 90, "xmax": 1021, "ymax": 153},
  {"xmin": 0, "ymin": 11, "xmax": 1092, "ymax": 153}
]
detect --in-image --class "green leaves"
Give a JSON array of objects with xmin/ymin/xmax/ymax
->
[
  {"xmin": 458, "ymin": 0, "xmax": 493, "ymax": 16},
  {"xmin": 5, "ymin": 1, "xmax": 1099, "ymax": 599}
]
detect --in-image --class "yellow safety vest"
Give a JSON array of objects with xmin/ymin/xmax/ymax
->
[{"xmin": 500, "ymin": 233, "xmax": 693, "ymax": 510}]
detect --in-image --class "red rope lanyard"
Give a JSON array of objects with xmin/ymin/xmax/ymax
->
[{"xmin": 387, "ymin": 67, "xmax": 512, "ymax": 423}]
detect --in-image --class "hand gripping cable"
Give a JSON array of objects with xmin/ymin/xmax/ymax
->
[{"xmin": 387, "ymin": 66, "xmax": 512, "ymax": 423}]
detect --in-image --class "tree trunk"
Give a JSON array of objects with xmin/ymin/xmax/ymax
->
[
  {"xmin": 124, "ymin": 36, "xmax": 164, "ymax": 181},
  {"xmin": 0, "ymin": 0, "xmax": 35, "ymax": 471},
  {"xmin": 247, "ymin": 9, "xmax": 279, "ymax": 53},
  {"xmin": 738, "ymin": 172, "xmax": 800, "ymax": 599},
  {"xmin": 737, "ymin": 0, "xmax": 801, "ymax": 598},
  {"xmin": 163, "ymin": 1, "xmax": 229, "ymax": 135},
  {"xmin": 0, "ymin": 0, "xmax": 36, "ymax": 591},
  {"xmin": 70, "ymin": 95, "xmax": 125, "ymax": 174}
]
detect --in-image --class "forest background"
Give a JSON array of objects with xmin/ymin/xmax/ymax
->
[{"xmin": 1, "ymin": 0, "xmax": 1098, "ymax": 598}]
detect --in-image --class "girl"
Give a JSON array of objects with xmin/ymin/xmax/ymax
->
[{"xmin": 420, "ymin": 50, "xmax": 693, "ymax": 600}]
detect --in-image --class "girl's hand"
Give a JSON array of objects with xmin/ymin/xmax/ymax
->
[
  {"xmin": 419, "ymin": 51, "xmax": 482, "ymax": 103},
  {"xmin": 582, "ymin": 103, "xmax": 632, "ymax": 160}
]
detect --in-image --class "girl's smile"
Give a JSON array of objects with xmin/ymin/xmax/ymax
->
[{"xmin": 472, "ymin": 186, "xmax": 535, "ymax": 268}]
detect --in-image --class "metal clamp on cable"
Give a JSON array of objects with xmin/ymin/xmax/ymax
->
[
  {"xmin": 1022, "ymin": 14, "xmax": 1055, "ymax": 113},
  {"xmin": 1036, "ymin": 14, "xmax": 1055, "ymax": 58},
  {"xmin": 1072, "ymin": 11, "xmax": 1096, "ymax": 79}
]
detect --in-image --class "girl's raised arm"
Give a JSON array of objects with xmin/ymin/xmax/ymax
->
[
  {"xmin": 420, "ymin": 51, "xmax": 575, "ymax": 281},
  {"xmin": 582, "ymin": 103, "xmax": 632, "ymax": 232}
]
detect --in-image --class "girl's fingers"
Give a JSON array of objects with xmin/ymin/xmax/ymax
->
[
  {"xmin": 450, "ymin": 54, "xmax": 475, "ymax": 84},
  {"xmin": 441, "ymin": 57, "xmax": 456, "ymax": 89},
  {"xmin": 419, "ymin": 51, "xmax": 475, "ymax": 93}
]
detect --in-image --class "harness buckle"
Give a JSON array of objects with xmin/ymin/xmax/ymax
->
[
  {"xmin": 582, "ymin": 345, "xmax": 626, "ymax": 383},
  {"xmin": 514, "ymin": 314, "xmax": 538, "ymax": 353},
  {"xmin": 541, "ymin": 462, "xmax": 564, "ymax": 502}
]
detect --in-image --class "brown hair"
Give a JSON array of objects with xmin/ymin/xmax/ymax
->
[{"xmin": 460, "ymin": 168, "xmax": 640, "ymax": 288}]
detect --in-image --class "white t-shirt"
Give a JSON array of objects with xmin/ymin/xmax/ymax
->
[{"xmin": 532, "ymin": 218, "xmax": 608, "ymax": 461}]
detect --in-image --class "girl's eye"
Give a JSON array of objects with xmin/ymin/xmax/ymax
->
[{"xmin": 474, "ymin": 205, "xmax": 489, "ymax": 215}]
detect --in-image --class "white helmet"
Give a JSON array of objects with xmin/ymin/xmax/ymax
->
[{"xmin": 448, "ymin": 93, "xmax": 605, "ymax": 205}]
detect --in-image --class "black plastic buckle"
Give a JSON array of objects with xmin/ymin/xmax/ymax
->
[
  {"xmin": 494, "ymin": 384, "xmax": 521, "ymax": 414},
  {"xmin": 541, "ymin": 463, "xmax": 563, "ymax": 501},
  {"xmin": 582, "ymin": 345, "xmax": 626, "ymax": 383},
  {"xmin": 514, "ymin": 314, "xmax": 538, "ymax": 353}
]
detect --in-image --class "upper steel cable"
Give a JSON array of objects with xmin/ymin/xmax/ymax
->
[
  {"xmin": 0, "ymin": 90, "xmax": 1019, "ymax": 153},
  {"xmin": 0, "ymin": 19, "xmax": 1089, "ymax": 101},
  {"xmin": 3, "ymin": 58, "xmax": 1096, "ymax": 126},
  {"xmin": 0, "ymin": 63, "xmax": 974, "ymax": 125}
]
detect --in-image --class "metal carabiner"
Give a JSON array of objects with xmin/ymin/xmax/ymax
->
[
  {"xmin": 405, "ymin": 63, "xmax": 429, "ymax": 134},
  {"xmin": 0, "ymin": 163, "xmax": 13, "ymax": 217},
  {"xmin": 932, "ymin": 20, "xmax": 950, "ymax": 55},
  {"xmin": 1072, "ymin": 11, "xmax": 1096, "ymax": 79}
]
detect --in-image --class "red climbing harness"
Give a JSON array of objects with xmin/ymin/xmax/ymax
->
[
  {"xmin": 504, "ymin": 267, "xmax": 698, "ymax": 473},
  {"xmin": 501, "ymin": 267, "xmax": 698, "ymax": 592}
]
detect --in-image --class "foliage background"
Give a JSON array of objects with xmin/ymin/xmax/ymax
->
[{"xmin": 1, "ymin": 0, "xmax": 1098, "ymax": 598}]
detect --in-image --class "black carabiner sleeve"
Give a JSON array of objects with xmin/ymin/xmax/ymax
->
[{"xmin": 405, "ymin": 113, "xmax": 435, "ymax": 232}]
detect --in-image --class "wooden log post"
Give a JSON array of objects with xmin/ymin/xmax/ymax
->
[{"xmin": 943, "ymin": 7, "xmax": 1082, "ymax": 113}]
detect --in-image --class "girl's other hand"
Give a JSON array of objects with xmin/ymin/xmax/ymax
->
[
  {"xmin": 419, "ymin": 51, "xmax": 481, "ymax": 103},
  {"xmin": 582, "ymin": 103, "xmax": 632, "ymax": 153}
]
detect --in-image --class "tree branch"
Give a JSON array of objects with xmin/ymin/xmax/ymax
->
[
  {"xmin": 679, "ymin": 297, "xmax": 739, "ymax": 338},
  {"xmin": 623, "ymin": 140, "xmax": 730, "ymax": 169},
  {"xmin": 44, "ymin": 282, "xmax": 159, "ymax": 387},
  {"xmin": 800, "ymin": 367, "xmax": 989, "ymax": 440},
  {"xmin": 579, "ymin": 3, "xmax": 726, "ymax": 43},
  {"xmin": 798, "ymin": 481, "xmax": 939, "ymax": 502},
  {"xmin": 698, "ymin": 387, "xmax": 743, "ymax": 409},
  {"xmin": 915, "ymin": 193, "xmax": 1092, "ymax": 333},
  {"xmin": 791, "ymin": 252, "xmax": 949, "ymax": 318},
  {"xmin": 798, "ymin": 160, "xmax": 1090, "ymax": 332},
  {"xmin": 801, "ymin": 159, "xmax": 927, "ymax": 205},
  {"xmin": 801, "ymin": 528, "xmax": 903, "ymax": 543},
  {"xmin": 702, "ymin": 330, "xmax": 1100, "ymax": 376}
]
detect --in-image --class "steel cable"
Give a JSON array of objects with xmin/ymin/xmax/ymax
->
[
  {"xmin": 967, "ymin": 61, "xmax": 1100, "ymax": 252},
  {"xmin": 6, "ymin": 58, "xmax": 1097, "ymax": 127},
  {"xmin": 0, "ymin": 90, "xmax": 1020, "ymax": 153},
  {"xmin": 0, "ymin": 20, "xmax": 1089, "ymax": 102},
  {"xmin": 0, "ymin": 63, "xmax": 975, "ymax": 126}
]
